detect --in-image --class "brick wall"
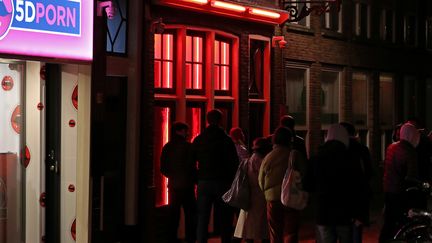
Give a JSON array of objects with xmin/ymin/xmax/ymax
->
[{"xmin": 274, "ymin": 0, "xmax": 432, "ymax": 156}]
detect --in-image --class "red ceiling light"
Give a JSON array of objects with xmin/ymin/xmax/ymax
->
[
  {"xmin": 211, "ymin": 0, "xmax": 246, "ymax": 12},
  {"xmin": 157, "ymin": 0, "xmax": 289, "ymax": 24},
  {"xmin": 249, "ymin": 7, "xmax": 281, "ymax": 19},
  {"xmin": 182, "ymin": 0, "xmax": 208, "ymax": 4}
]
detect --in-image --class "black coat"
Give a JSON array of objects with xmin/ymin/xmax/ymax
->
[
  {"xmin": 310, "ymin": 140, "xmax": 362, "ymax": 225},
  {"xmin": 160, "ymin": 134, "xmax": 197, "ymax": 189},
  {"xmin": 192, "ymin": 125, "xmax": 239, "ymax": 185}
]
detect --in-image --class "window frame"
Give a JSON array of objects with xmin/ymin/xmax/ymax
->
[
  {"xmin": 404, "ymin": 14, "xmax": 418, "ymax": 46},
  {"xmin": 355, "ymin": 2, "xmax": 371, "ymax": 39},
  {"xmin": 214, "ymin": 36, "xmax": 233, "ymax": 96},
  {"xmin": 323, "ymin": 3, "xmax": 343, "ymax": 33},
  {"xmin": 380, "ymin": 9, "xmax": 396, "ymax": 43},
  {"xmin": 284, "ymin": 63, "xmax": 310, "ymax": 130},
  {"xmin": 320, "ymin": 68, "xmax": 342, "ymax": 127},
  {"xmin": 154, "ymin": 30, "xmax": 177, "ymax": 93},
  {"xmin": 185, "ymin": 31, "xmax": 206, "ymax": 95}
]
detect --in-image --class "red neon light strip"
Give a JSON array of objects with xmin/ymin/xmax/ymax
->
[
  {"xmin": 182, "ymin": 0, "xmax": 208, "ymax": 4},
  {"xmin": 191, "ymin": 107, "xmax": 201, "ymax": 140},
  {"xmin": 164, "ymin": 34, "xmax": 173, "ymax": 88},
  {"xmin": 249, "ymin": 8, "xmax": 281, "ymax": 19},
  {"xmin": 211, "ymin": 0, "xmax": 246, "ymax": 12},
  {"xmin": 194, "ymin": 37, "xmax": 201, "ymax": 89}
]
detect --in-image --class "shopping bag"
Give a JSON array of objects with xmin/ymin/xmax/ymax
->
[
  {"xmin": 222, "ymin": 159, "xmax": 250, "ymax": 210},
  {"xmin": 281, "ymin": 150, "xmax": 308, "ymax": 210}
]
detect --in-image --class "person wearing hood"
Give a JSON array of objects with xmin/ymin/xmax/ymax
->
[
  {"xmin": 160, "ymin": 122, "xmax": 197, "ymax": 243},
  {"xmin": 192, "ymin": 109, "xmax": 239, "ymax": 243},
  {"xmin": 379, "ymin": 123, "xmax": 420, "ymax": 243},
  {"xmin": 310, "ymin": 124, "xmax": 361, "ymax": 243}
]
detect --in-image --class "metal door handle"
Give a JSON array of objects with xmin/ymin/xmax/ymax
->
[{"xmin": 50, "ymin": 160, "xmax": 58, "ymax": 173}]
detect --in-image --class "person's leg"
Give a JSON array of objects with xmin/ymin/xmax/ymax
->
[
  {"xmin": 316, "ymin": 225, "xmax": 337, "ymax": 243},
  {"xmin": 267, "ymin": 201, "xmax": 284, "ymax": 243},
  {"xmin": 352, "ymin": 224, "xmax": 363, "ymax": 243},
  {"xmin": 215, "ymin": 197, "xmax": 235, "ymax": 243},
  {"xmin": 196, "ymin": 181, "xmax": 214, "ymax": 243},
  {"xmin": 379, "ymin": 193, "xmax": 405, "ymax": 243},
  {"xmin": 283, "ymin": 208, "xmax": 300, "ymax": 243},
  {"xmin": 183, "ymin": 188, "xmax": 197, "ymax": 243},
  {"xmin": 168, "ymin": 189, "xmax": 181, "ymax": 243},
  {"xmin": 335, "ymin": 225, "xmax": 353, "ymax": 243}
]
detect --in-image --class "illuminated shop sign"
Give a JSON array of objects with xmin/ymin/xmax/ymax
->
[{"xmin": 0, "ymin": 0, "xmax": 93, "ymax": 61}]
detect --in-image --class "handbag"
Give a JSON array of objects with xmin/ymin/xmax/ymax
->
[
  {"xmin": 222, "ymin": 158, "xmax": 250, "ymax": 210},
  {"xmin": 281, "ymin": 150, "xmax": 308, "ymax": 210}
]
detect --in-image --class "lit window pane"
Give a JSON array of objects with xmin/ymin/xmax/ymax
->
[
  {"xmin": 154, "ymin": 61, "xmax": 161, "ymax": 88},
  {"xmin": 194, "ymin": 64, "xmax": 202, "ymax": 89},
  {"xmin": 154, "ymin": 34, "xmax": 161, "ymax": 59},
  {"xmin": 221, "ymin": 66, "xmax": 229, "ymax": 90},
  {"xmin": 163, "ymin": 34, "xmax": 173, "ymax": 61},
  {"xmin": 186, "ymin": 36, "xmax": 192, "ymax": 62},
  {"xmin": 154, "ymin": 106, "xmax": 171, "ymax": 207},
  {"xmin": 162, "ymin": 61, "xmax": 173, "ymax": 88},
  {"xmin": 214, "ymin": 66, "xmax": 220, "ymax": 90},
  {"xmin": 379, "ymin": 75, "xmax": 394, "ymax": 127},
  {"xmin": 214, "ymin": 41, "xmax": 220, "ymax": 64},
  {"xmin": 194, "ymin": 37, "xmax": 203, "ymax": 62},
  {"xmin": 221, "ymin": 42, "xmax": 230, "ymax": 65},
  {"xmin": 186, "ymin": 63, "xmax": 192, "ymax": 89}
]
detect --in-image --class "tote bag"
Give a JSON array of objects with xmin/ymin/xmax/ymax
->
[
  {"xmin": 222, "ymin": 158, "xmax": 250, "ymax": 210},
  {"xmin": 280, "ymin": 150, "xmax": 308, "ymax": 210}
]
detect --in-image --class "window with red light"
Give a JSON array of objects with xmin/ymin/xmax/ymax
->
[
  {"xmin": 214, "ymin": 39, "xmax": 231, "ymax": 93},
  {"xmin": 186, "ymin": 33, "xmax": 204, "ymax": 92},
  {"xmin": 186, "ymin": 103, "xmax": 205, "ymax": 141},
  {"xmin": 153, "ymin": 103, "xmax": 175, "ymax": 207},
  {"xmin": 154, "ymin": 32, "xmax": 175, "ymax": 90}
]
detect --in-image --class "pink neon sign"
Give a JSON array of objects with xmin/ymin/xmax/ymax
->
[{"xmin": 0, "ymin": 0, "xmax": 93, "ymax": 61}]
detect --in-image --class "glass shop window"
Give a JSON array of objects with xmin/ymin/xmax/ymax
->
[
  {"xmin": 153, "ymin": 104, "xmax": 174, "ymax": 207},
  {"xmin": 106, "ymin": 0, "xmax": 128, "ymax": 54},
  {"xmin": 0, "ymin": 62, "xmax": 24, "ymax": 243},
  {"xmin": 321, "ymin": 70, "xmax": 340, "ymax": 124},
  {"xmin": 154, "ymin": 32, "xmax": 175, "ymax": 90}
]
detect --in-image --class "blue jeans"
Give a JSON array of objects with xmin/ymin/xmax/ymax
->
[
  {"xmin": 196, "ymin": 180, "xmax": 234, "ymax": 243},
  {"xmin": 316, "ymin": 225, "xmax": 353, "ymax": 243}
]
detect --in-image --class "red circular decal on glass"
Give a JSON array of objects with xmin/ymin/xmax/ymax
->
[
  {"xmin": 72, "ymin": 85, "xmax": 78, "ymax": 110},
  {"xmin": 40, "ymin": 65, "xmax": 46, "ymax": 80},
  {"xmin": 2, "ymin": 76, "xmax": 14, "ymax": 91},
  {"xmin": 71, "ymin": 219, "xmax": 76, "ymax": 241},
  {"xmin": 39, "ymin": 192, "xmax": 46, "ymax": 207},
  {"xmin": 37, "ymin": 102, "xmax": 44, "ymax": 110},
  {"xmin": 68, "ymin": 184, "xmax": 75, "ymax": 192},
  {"xmin": 69, "ymin": 120, "xmax": 76, "ymax": 127},
  {"xmin": 11, "ymin": 105, "xmax": 21, "ymax": 134},
  {"xmin": 24, "ymin": 146, "xmax": 30, "ymax": 168}
]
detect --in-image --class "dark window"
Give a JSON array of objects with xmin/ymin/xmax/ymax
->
[
  {"xmin": 427, "ymin": 18, "xmax": 432, "ymax": 49},
  {"xmin": 382, "ymin": 10, "xmax": 394, "ymax": 42},
  {"xmin": 249, "ymin": 40, "xmax": 265, "ymax": 99},
  {"xmin": 405, "ymin": 15, "xmax": 417, "ymax": 45},
  {"xmin": 106, "ymin": 0, "xmax": 128, "ymax": 54}
]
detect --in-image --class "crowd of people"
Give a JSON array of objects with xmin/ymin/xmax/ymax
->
[{"xmin": 160, "ymin": 109, "xmax": 432, "ymax": 243}]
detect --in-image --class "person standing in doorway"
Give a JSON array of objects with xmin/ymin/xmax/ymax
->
[
  {"xmin": 192, "ymin": 109, "xmax": 239, "ymax": 243},
  {"xmin": 160, "ymin": 122, "xmax": 197, "ymax": 243}
]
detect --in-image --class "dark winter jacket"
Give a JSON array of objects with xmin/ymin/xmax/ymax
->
[
  {"xmin": 348, "ymin": 138, "xmax": 373, "ymax": 224},
  {"xmin": 383, "ymin": 140, "xmax": 418, "ymax": 194},
  {"xmin": 192, "ymin": 125, "xmax": 239, "ymax": 184},
  {"xmin": 311, "ymin": 140, "xmax": 361, "ymax": 225},
  {"xmin": 160, "ymin": 134, "xmax": 197, "ymax": 189}
]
